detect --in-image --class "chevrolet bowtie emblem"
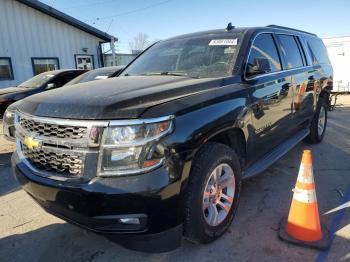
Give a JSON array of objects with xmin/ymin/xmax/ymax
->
[{"xmin": 23, "ymin": 136, "xmax": 41, "ymax": 150}]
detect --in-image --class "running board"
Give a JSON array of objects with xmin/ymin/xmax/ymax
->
[{"xmin": 242, "ymin": 128, "xmax": 310, "ymax": 180}]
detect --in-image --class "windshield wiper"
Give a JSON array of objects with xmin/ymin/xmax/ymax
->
[{"xmin": 141, "ymin": 71, "xmax": 199, "ymax": 78}]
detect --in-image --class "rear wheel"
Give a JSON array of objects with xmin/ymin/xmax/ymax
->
[
  {"xmin": 184, "ymin": 142, "xmax": 242, "ymax": 244},
  {"xmin": 305, "ymin": 98, "xmax": 327, "ymax": 144}
]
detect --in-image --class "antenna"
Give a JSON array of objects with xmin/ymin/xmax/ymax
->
[{"xmin": 226, "ymin": 22, "xmax": 234, "ymax": 31}]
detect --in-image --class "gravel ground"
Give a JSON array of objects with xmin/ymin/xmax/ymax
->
[{"xmin": 0, "ymin": 96, "xmax": 349, "ymax": 262}]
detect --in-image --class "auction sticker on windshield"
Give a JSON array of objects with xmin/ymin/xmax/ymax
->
[{"xmin": 209, "ymin": 39, "xmax": 238, "ymax": 46}]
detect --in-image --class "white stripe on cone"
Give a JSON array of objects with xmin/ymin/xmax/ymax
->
[
  {"xmin": 297, "ymin": 165, "xmax": 315, "ymax": 185},
  {"xmin": 292, "ymin": 187, "xmax": 317, "ymax": 204}
]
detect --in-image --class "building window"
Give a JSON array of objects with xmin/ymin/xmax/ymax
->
[
  {"xmin": 75, "ymin": 55, "xmax": 94, "ymax": 70},
  {"xmin": 0, "ymin": 58, "xmax": 14, "ymax": 80},
  {"xmin": 32, "ymin": 58, "xmax": 60, "ymax": 75}
]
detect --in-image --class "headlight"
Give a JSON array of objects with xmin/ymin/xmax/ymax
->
[
  {"xmin": 3, "ymin": 108, "xmax": 15, "ymax": 123},
  {"xmin": 5, "ymin": 110, "xmax": 14, "ymax": 121},
  {"xmin": 98, "ymin": 116, "xmax": 174, "ymax": 176}
]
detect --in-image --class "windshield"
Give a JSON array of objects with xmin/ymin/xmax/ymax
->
[
  {"xmin": 65, "ymin": 68, "xmax": 117, "ymax": 86},
  {"xmin": 18, "ymin": 72, "xmax": 56, "ymax": 88},
  {"xmin": 123, "ymin": 35, "xmax": 240, "ymax": 79}
]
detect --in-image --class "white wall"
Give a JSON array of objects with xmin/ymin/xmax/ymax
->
[
  {"xmin": 0, "ymin": 0, "xmax": 104, "ymax": 88},
  {"xmin": 323, "ymin": 36, "xmax": 350, "ymax": 92}
]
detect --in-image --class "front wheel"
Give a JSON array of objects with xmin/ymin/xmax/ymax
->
[
  {"xmin": 305, "ymin": 98, "xmax": 327, "ymax": 144},
  {"xmin": 184, "ymin": 142, "xmax": 242, "ymax": 244}
]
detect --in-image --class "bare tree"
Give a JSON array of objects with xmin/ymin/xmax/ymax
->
[{"xmin": 129, "ymin": 32, "xmax": 151, "ymax": 52}]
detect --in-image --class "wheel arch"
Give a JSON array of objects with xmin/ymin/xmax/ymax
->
[{"xmin": 203, "ymin": 127, "xmax": 247, "ymax": 169}]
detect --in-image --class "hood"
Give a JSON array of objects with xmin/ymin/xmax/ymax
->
[
  {"xmin": 0, "ymin": 87, "xmax": 28, "ymax": 96},
  {"xmin": 16, "ymin": 76, "xmax": 224, "ymax": 119}
]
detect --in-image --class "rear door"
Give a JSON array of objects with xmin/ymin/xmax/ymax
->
[
  {"xmin": 245, "ymin": 33, "xmax": 295, "ymax": 161},
  {"xmin": 274, "ymin": 34, "xmax": 311, "ymax": 132}
]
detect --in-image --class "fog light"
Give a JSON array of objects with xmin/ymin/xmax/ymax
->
[{"xmin": 119, "ymin": 218, "xmax": 140, "ymax": 225}]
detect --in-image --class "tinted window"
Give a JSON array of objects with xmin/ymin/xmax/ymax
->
[
  {"xmin": 51, "ymin": 72, "xmax": 83, "ymax": 88},
  {"xmin": 276, "ymin": 35, "xmax": 304, "ymax": 69},
  {"xmin": 247, "ymin": 34, "xmax": 282, "ymax": 76},
  {"xmin": 306, "ymin": 37, "xmax": 330, "ymax": 65}
]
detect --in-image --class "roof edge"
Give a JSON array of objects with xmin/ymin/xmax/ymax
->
[{"xmin": 16, "ymin": 0, "xmax": 116, "ymax": 42}]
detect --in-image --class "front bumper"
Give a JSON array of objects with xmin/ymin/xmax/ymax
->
[{"xmin": 12, "ymin": 152, "xmax": 184, "ymax": 250}]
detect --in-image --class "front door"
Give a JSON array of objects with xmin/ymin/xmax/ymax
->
[{"xmin": 245, "ymin": 33, "xmax": 294, "ymax": 162}]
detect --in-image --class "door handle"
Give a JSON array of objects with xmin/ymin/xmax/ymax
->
[
  {"xmin": 282, "ymin": 83, "xmax": 292, "ymax": 89},
  {"xmin": 280, "ymin": 83, "xmax": 291, "ymax": 97}
]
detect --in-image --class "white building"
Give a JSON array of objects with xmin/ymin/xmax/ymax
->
[
  {"xmin": 0, "ymin": 0, "xmax": 115, "ymax": 88},
  {"xmin": 323, "ymin": 36, "xmax": 350, "ymax": 92}
]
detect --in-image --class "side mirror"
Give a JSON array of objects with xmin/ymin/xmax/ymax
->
[
  {"xmin": 46, "ymin": 83, "xmax": 56, "ymax": 89},
  {"xmin": 246, "ymin": 58, "xmax": 272, "ymax": 77}
]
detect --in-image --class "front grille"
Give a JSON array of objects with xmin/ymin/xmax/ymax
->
[
  {"xmin": 21, "ymin": 143, "xmax": 84, "ymax": 176},
  {"xmin": 14, "ymin": 113, "xmax": 101, "ymax": 179},
  {"xmin": 19, "ymin": 118, "xmax": 87, "ymax": 139}
]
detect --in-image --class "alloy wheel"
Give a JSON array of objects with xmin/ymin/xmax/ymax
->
[{"xmin": 202, "ymin": 163, "xmax": 236, "ymax": 226}]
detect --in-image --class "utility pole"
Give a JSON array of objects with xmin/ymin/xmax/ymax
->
[{"xmin": 110, "ymin": 37, "xmax": 116, "ymax": 66}]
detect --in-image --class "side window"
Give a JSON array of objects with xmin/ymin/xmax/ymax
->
[
  {"xmin": 246, "ymin": 34, "xmax": 282, "ymax": 77},
  {"xmin": 306, "ymin": 37, "xmax": 330, "ymax": 65},
  {"xmin": 48, "ymin": 73, "xmax": 77, "ymax": 88},
  {"xmin": 62, "ymin": 72, "xmax": 82, "ymax": 83},
  {"xmin": 276, "ymin": 35, "xmax": 304, "ymax": 69}
]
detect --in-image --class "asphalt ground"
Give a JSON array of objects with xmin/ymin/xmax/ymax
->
[{"xmin": 0, "ymin": 96, "xmax": 349, "ymax": 262}]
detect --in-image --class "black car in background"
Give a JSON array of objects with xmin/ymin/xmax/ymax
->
[
  {"xmin": 64, "ymin": 66, "xmax": 125, "ymax": 86},
  {"xmin": 2, "ymin": 67, "xmax": 125, "ymax": 140},
  {"xmin": 0, "ymin": 69, "xmax": 86, "ymax": 115}
]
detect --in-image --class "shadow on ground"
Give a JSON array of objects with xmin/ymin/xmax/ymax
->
[{"xmin": 0, "ymin": 152, "xmax": 19, "ymax": 196}]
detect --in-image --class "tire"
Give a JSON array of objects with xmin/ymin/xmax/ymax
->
[
  {"xmin": 184, "ymin": 142, "xmax": 242, "ymax": 244},
  {"xmin": 305, "ymin": 98, "xmax": 327, "ymax": 144}
]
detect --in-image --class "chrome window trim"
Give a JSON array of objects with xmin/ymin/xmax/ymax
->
[
  {"xmin": 245, "ymin": 65, "xmax": 314, "ymax": 81},
  {"xmin": 243, "ymin": 31, "xmax": 314, "ymax": 81}
]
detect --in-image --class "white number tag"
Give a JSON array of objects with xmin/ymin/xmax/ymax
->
[{"xmin": 209, "ymin": 39, "xmax": 238, "ymax": 46}]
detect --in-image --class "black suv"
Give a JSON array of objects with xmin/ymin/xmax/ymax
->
[{"xmin": 8, "ymin": 25, "xmax": 332, "ymax": 252}]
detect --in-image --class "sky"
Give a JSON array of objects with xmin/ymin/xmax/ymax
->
[{"xmin": 41, "ymin": 0, "xmax": 350, "ymax": 53}]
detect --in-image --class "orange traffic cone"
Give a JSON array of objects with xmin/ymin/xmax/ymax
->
[{"xmin": 279, "ymin": 150, "xmax": 330, "ymax": 250}]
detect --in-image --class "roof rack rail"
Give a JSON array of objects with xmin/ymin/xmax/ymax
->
[{"xmin": 266, "ymin": 25, "xmax": 317, "ymax": 37}]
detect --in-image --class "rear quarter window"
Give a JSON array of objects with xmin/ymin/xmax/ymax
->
[
  {"xmin": 306, "ymin": 37, "xmax": 330, "ymax": 65},
  {"xmin": 276, "ymin": 34, "xmax": 304, "ymax": 69}
]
